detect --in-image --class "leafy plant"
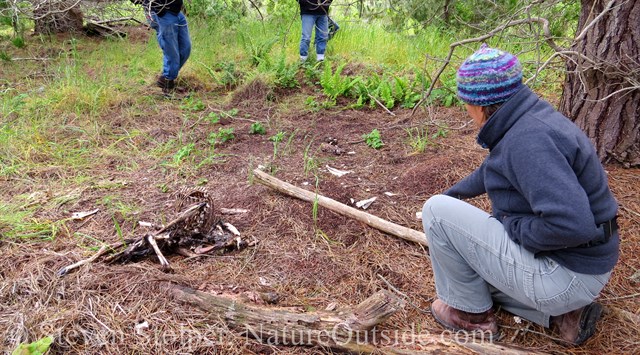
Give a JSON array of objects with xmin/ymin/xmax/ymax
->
[
  {"xmin": 362, "ymin": 129, "xmax": 384, "ymax": 149},
  {"xmin": 273, "ymin": 55, "xmax": 299, "ymax": 89},
  {"xmin": 172, "ymin": 143, "xmax": 196, "ymax": 164},
  {"xmin": 430, "ymin": 76, "xmax": 459, "ymax": 107},
  {"xmin": 351, "ymin": 75, "xmax": 380, "ymax": 109},
  {"xmin": 208, "ymin": 127, "xmax": 235, "ymax": 145},
  {"xmin": 226, "ymin": 108, "xmax": 239, "ymax": 117},
  {"xmin": 394, "ymin": 75, "xmax": 423, "ymax": 108},
  {"xmin": 319, "ymin": 61, "xmax": 361, "ymax": 100},
  {"xmin": 240, "ymin": 33, "xmax": 278, "ymax": 67},
  {"xmin": 305, "ymin": 96, "xmax": 321, "ymax": 112},
  {"xmin": 207, "ymin": 112, "xmax": 220, "ymax": 124},
  {"xmin": 249, "ymin": 122, "xmax": 266, "ymax": 135},
  {"xmin": 157, "ymin": 183, "xmax": 169, "ymax": 193},
  {"xmin": 180, "ymin": 96, "xmax": 206, "ymax": 112},
  {"xmin": 12, "ymin": 335, "xmax": 53, "ymax": 355},
  {"xmin": 377, "ymin": 80, "xmax": 394, "ymax": 109}
]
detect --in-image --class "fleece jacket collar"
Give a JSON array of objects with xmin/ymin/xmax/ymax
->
[{"xmin": 477, "ymin": 85, "xmax": 538, "ymax": 150}]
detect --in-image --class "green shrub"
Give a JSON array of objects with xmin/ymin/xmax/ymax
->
[
  {"xmin": 250, "ymin": 122, "xmax": 266, "ymax": 135},
  {"xmin": 363, "ymin": 129, "xmax": 384, "ymax": 149}
]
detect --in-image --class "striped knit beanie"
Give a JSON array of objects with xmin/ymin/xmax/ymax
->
[{"xmin": 456, "ymin": 44, "xmax": 523, "ymax": 106}]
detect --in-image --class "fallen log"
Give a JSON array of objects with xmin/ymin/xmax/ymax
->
[
  {"xmin": 252, "ymin": 169, "xmax": 427, "ymax": 246},
  {"xmin": 171, "ymin": 285, "xmax": 549, "ymax": 354}
]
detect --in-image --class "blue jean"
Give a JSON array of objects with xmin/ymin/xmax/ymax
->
[
  {"xmin": 422, "ymin": 195, "xmax": 611, "ymax": 327},
  {"xmin": 149, "ymin": 12, "xmax": 191, "ymax": 80},
  {"xmin": 300, "ymin": 14, "xmax": 328, "ymax": 57}
]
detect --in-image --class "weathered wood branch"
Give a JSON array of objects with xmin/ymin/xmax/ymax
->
[
  {"xmin": 172, "ymin": 286, "xmax": 404, "ymax": 352},
  {"xmin": 171, "ymin": 285, "xmax": 548, "ymax": 354},
  {"xmin": 252, "ymin": 169, "xmax": 427, "ymax": 246}
]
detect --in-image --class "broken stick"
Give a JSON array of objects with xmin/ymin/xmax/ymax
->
[
  {"xmin": 172, "ymin": 285, "xmax": 548, "ymax": 354},
  {"xmin": 56, "ymin": 241, "xmax": 124, "ymax": 276},
  {"xmin": 252, "ymin": 169, "xmax": 427, "ymax": 246}
]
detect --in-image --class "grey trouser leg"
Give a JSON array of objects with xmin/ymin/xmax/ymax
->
[{"xmin": 422, "ymin": 195, "xmax": 610, "ymax": 327}]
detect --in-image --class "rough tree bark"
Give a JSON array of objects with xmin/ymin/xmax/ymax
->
[{"xmin": 559, "ymin": 0, "xmax": 640, "ymax": 167}]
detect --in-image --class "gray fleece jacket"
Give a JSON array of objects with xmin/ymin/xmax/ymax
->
[{"xmin": 445, "ymin": 86, "xmax": 619, "ymax": 275}]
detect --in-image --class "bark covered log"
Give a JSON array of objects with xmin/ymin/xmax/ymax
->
[
  {"xmin": 252, "ymin": 169, "xmax": 428, "ymax": 246},
  {"xmin": 559, "ymin": 0, "xmax": 640, "ymax": 166},
  {"xmin": 171, "ymin": 285, "xmax": 547, "ymax": 354}
]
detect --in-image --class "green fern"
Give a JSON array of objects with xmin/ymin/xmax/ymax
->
[
  {"xmin": 319, "ymin": 62, "xmax": 361, "ymax": 100},
  {"xmin": 378, "ymin": 80, "xmax": 395, "ymax": 109},
  {"xmin": 240, "ymin": 33, "xmax": 278, "ymax": 67},
  {"xmin": 273, "ymin": 55, "xmax": 299, "ymax": 89}
]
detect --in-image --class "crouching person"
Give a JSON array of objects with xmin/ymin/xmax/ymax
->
[{"xmin": 422, "ymin": 44, "xmax": 619, "ymax": 345}]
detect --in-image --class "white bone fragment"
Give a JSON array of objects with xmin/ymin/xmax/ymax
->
[
  {"xmin": 135, "ymin": 321, "xmax": 149, "ymax": 335},
  {"xmin": 220, "ymin": 208, "xmax": 249, "ymax": 215},
  {"xmin": 326, "ymin": 165, "xmax": 352, "ymax": 177},
  {"xmin": 224, "ymin": 222, "xmax": 241, "ymax": 236},
  {"xmin": 70, "ymin": 209, "xmax": 99, "ymax": 220},
  {"xmin": 355, "ymin": 196, "xmax": 377, "ymax": 209}
]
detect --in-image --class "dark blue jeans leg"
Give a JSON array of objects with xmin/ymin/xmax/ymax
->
[
  {"xmin": 176, "ymin": 13, "xmax": 191, "ymax": 72},
  {"xmin": 151, "ymin": 12, "xmax": 182, "ymax": 80},
  {"xmin": 314, "ymin": 15, "xmax": 329, "ymax": 58}
]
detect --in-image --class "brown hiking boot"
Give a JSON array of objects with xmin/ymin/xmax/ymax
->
[
  {"xmin": 550, "ymin": 302, "xmax": 603, "ymax": 346},
  {"xmin": 156, "ymin": 75, "xmax": 176, "ymax": 93},
  {"xmin": 431, "ymin": 299, "xmax": 499, "ymax": 339}
]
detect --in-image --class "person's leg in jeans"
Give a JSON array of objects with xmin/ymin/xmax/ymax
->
[
  {"xmin": 176, "ymin": 12, "xmax": 191, "ymax": 72},
  {"xmin": 314, "ymin": 15, "xmax": 329, "ymax": 61},
  {"xmin": 422, "ymin": 194, "xmax": 610, "ymax": 328},
  {"xmin": 153, "ymin": 12, "xmax": 182, "ymax": 81},
  {"xmin": 299, "ymin": 14, "xmax": 315, "ymax": 61}
]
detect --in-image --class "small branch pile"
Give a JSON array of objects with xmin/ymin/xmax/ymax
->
[{"xmin": 58, "ymin": 187, "xmax": 255, "ymax": 276}]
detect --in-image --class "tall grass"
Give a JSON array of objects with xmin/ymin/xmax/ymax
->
[{"xmin": 329, "ymin": 21, "xmax": 453, "ymax": 69}]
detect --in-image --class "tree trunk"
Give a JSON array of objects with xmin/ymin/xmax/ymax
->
[
  {"xmin": 32, "ymin": 0, "xmax": 84, "ymax": 34},
  {"xmin": 559, "ymin": 0, "xmax": 640, "ymax": 167}
]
